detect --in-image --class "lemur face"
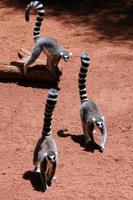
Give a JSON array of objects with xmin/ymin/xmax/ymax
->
[
  {"xmin": 95, "ymin": 120, "xmax": 104, "ymax": 129},
  {"xmin": 60, "ymin": 52, "xmax": 72, "ymax": 62},
  {"xmin": 92, "ymin": 117, "xmax": 104, "ymax": 129}
]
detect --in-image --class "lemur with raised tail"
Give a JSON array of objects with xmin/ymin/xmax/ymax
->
[
  {"xmin": 78, "ymin": 53, "xmax": 107, "ymax": 153},
  {"xmin": 33, "ymin": 88, "xmax": 58, "ymax": 191},
  {"xmin": 24, "ymin": 0, "xmax": 72, "ymax": 75}
]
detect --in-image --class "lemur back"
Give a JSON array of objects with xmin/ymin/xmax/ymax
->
[
  {"xmin": 33, "ymin": 88, "xmax": 58, "ymax": 191},
  {"xmin": 24, "ymin": 0, "xmax": 72, "ymax": 75},
  {"xmin": 79, "ymin": 53, "xmax": 107, "ymax": 152}
]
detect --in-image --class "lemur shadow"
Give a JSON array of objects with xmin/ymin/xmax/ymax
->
[
  {"xmin": 0, "ymin": 62, "xmax": 61, "ymax": 89},
  {"xmin": 0, "ymin": 78, "xmax": 60, "ymax": 90},
  {"xmin": 23, "ymin": 170, "xmax": 44, "ymax": 192},
  {"xmin": 57, "ymin": 129, "xmax": 102, "ymax": 153}
]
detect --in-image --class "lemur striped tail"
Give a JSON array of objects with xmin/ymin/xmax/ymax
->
[
  {"xmin": 25, "ymin": 0, "xmax": 45, "ymax": 42},
  {"xmin": 78, "ymin": 53, "xmax": 90, "ymax": 103},
  {"xmin": 42, "ymin": 88, "xmax": 59, "ymax": 136}
]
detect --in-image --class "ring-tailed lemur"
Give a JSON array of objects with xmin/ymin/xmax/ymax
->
[
  {"xmin": 33, "ymin": 88, "xmax": 58, "ymax": 191},
  {"xmin": 24, "ymin": 0, "xmax": 72, "ymax": 75},
  {"xmin": 78, "ymin": 53, "xmax": 107, "ymax": 152}
]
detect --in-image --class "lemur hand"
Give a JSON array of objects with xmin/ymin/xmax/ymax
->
[{"xmin": 99, "ymin": 145, "xmax": 104, "ymax": 153}]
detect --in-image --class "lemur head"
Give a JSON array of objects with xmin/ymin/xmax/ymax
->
[
  {"xmin": 60, "ymin": 51, "xmax": 72, "ymax": 62},
  {"xmin": 92, "ymin": 116, "xmax": 104, "ymax": 129},
  {"xmin": 81, "ymin": 52, "xmax": 90, "ymax": 65},
  {"xmin": 47, "ymin": 151, "xmax": 57, "ymax": 163}
]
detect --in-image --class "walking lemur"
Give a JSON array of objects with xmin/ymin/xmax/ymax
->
[
  {"xmin": 78, "ymin": 53, "xmax": 107, "ymax": 152},
  {"xmin": 33, "ymin": 88, "xmax": 59, "ymax": 191},
  {"xmin": 24, "ymin": 0, "xmax": 72, "ymax": 75}
]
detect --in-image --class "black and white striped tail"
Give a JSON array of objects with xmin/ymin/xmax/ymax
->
[
  {"xmin": 42, "ymin": 88, "xmax": 59, "ymax": 136},
  {"xmin": 25, "ymin": 0, "xmax": 45, "ymax": 42},
  {"xmin": 78, "ymin": 53, "xmax": 90, "ymax": 103}
]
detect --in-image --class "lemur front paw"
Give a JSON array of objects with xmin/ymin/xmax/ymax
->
[
  {"xmin": 42, "ymin": 184, "xmax": 48, "ymax": 192},
  {"xmin": 33, "ymin": 166, "xmax": 40, "ymax": 173},
  {"xmin": 99, "ymin": 145, "xmax": 104, "ymax": 153},
  {"xmin": 47, "ymin": 176, "xmax": 57, "ymax": 187},
  {"xmin": 47, "ymin": 180, "xmax": 52, "ymax": 187}
]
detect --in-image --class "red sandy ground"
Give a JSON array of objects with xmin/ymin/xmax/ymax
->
[{"xmin": 0, "ymin": 1, "xmax": 133, "ymax": 200}]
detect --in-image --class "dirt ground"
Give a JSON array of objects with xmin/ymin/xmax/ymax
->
[{"xmin": 0, "ymin": 1, "xmax": 133, "ymax": 200}]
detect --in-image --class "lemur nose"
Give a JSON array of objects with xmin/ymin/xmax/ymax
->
[
  {"xmin": 99, "ymin": 123, "xmax": 103, "ymax": 128},
  {"xmin": 64, "ymin": 58, "xmax": 68, "ymax": 62}
]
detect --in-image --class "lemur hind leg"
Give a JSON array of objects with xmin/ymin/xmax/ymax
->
[
  {"xmin": 85, "ymin": 123, "xmax": 96, "ymax": 151},
  {"xmin": 82, "ymin": 122, "xmax": 94, "ymax": 151},
  {"xmin": 82, "ymin": 122, "xmax": 99, "ymax": 152},
  {"xmin": 82, "ymin": 122, "xmax": 91, "ymax": 145},
  {"xmin": 24, "ymin": 45, "xmax": 42, "ymax": 75},
  {"xmin": 88, "ymin": 123, "xmax": 103, "ymax": 151},
  {"xmin": 33, "ymin": 137, "xmax": 44, "ymax": 172},
  {"xmin": 40, "ymin": 158, "xmax": 48, "ymax": 192},
  {"xmin": 46, "ymin": 56, "xmax": 60, "ymax": 73},
  {"xmin": 47, "ymin": 164, "xmax": 57, "ymax": 187}
]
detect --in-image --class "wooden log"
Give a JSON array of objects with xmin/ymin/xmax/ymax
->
[
  {"xmin": 0, "ymin": 48, "xmax": 62, "ymax": 85},
  {"xmin": 18, "ymin": 48, "xmax": 45, "ymax": 65}
]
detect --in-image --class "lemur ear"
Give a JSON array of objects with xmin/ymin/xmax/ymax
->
[
  {"xmin": 69, "ymin": 52, "xmax": 72, "ymax": 57},
  {"xmin": 92, "ymin": 117, "xmax": 96, "ymax": 122},
  {"xmin": 44, "ymin": 152, "xmax": 48, "ymax": 157},
  {"xmin": 101, "ymin": 116, "xmax": 105, "ymax": 120},
  {"xmin": 60, "ymin": 52, "xmax": 64, "ymax": 56}
]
